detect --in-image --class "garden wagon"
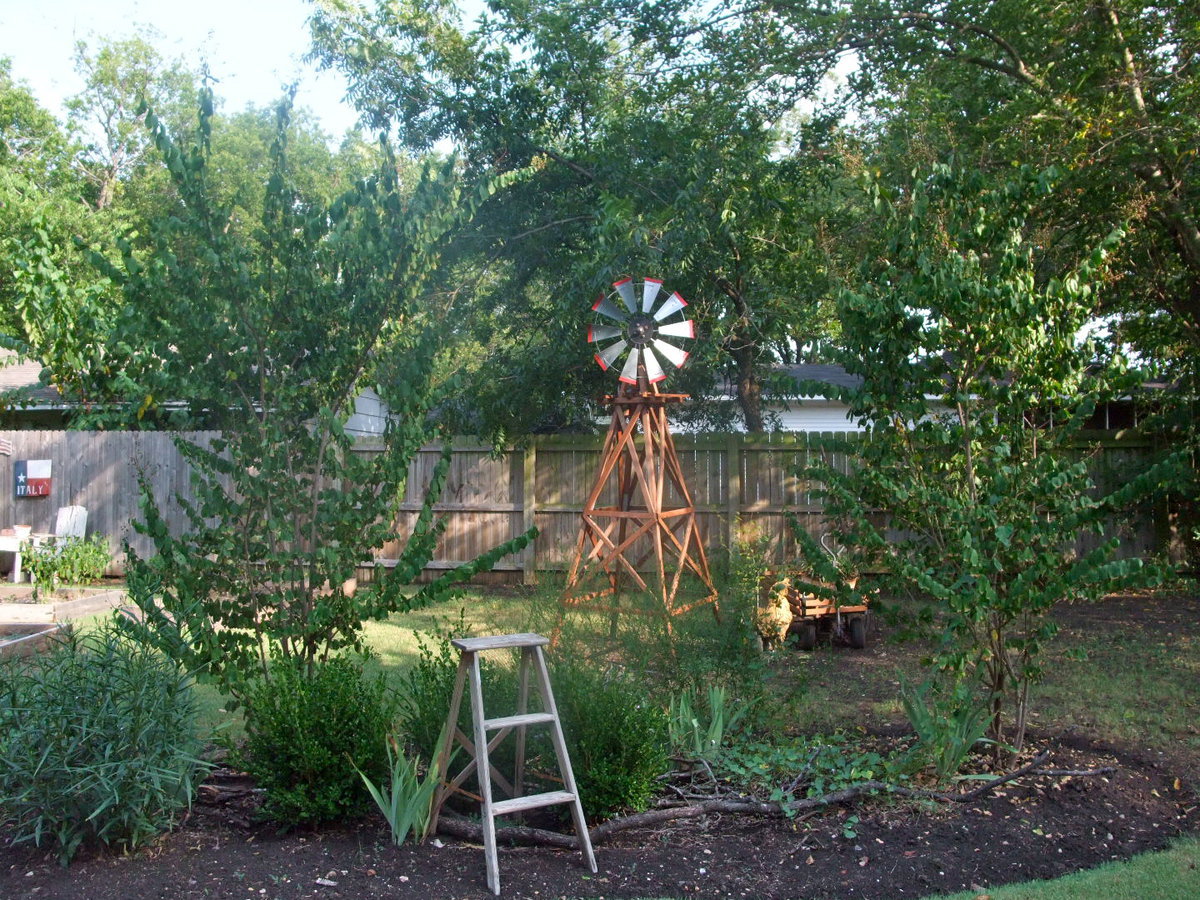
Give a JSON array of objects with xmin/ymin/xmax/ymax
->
[
  {"xmin": 785, "ymin": 577, "xmax": 869, "ymax": 650},
  {"xmin": 757, "ymin": 570, "xmax": 870, "ymax": 651}
]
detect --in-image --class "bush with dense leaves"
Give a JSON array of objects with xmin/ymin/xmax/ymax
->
[
  {"xmin": 0, "ymin": 621, "xmax": 207, "ymax": 863},
  {"xmin": 398, "ymin": 627, "xmax": 668, "ymax": 820},
  {"xmin": 238, "ymin": 655, "xmax": 397, "ymax": 827},
  {"xmin": 396, "ymin": 625, "xmax": 518, "ymax": 780},
  {"xmin": 553, "ymin": 664, "xmax": 669, "ymax": 819}
]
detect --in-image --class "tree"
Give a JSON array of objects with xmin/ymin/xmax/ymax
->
[
  {"xmin": 4, "ymin": 46, "xmax": 387, "ymax": 422},
  {"xmin": 803, "ymin": 166, "xmax": 1175, "ymax": 756},
  {"xmin": 308, "ymin": 0, "xmax": 849, "ymax": 435},
  {"xmin": 113, "ymin": 91, "xmax": 531, "ymax": 702},
  {"xmin": 0, "ymin": 57, "xmax": 121, "ymax": 407},
  {"xmin": 67, "ymin": 30, "xmax": 198, "ymax": 212},
  {"xmin": 791, "ymin": 0, "xmax": 1200, "ymax": 555},
  {"xmin": 760, "ymin": 0, "xmax": 1200, "ymax": 362},
  {"xmin": 203, "ymin": 103, "xmax": 388, "ymax": 240}
]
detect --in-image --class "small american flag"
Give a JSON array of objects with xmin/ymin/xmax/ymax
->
[{"xmin": 0, "ymin": 439, "xmax": 12, "ymax": 456}]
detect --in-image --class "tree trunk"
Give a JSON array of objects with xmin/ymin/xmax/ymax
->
[
  {"xmin": 716, "ymin": 278, "xmax": 766, "ymax": 433},
  {"xmin": 733, "ymin": 344, "xmax": 765, "ymax": 432}
]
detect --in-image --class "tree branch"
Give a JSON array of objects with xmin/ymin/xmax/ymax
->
[{"xmin": 434, "ymin": 750, "xmax": 1120, "ymax": 848}]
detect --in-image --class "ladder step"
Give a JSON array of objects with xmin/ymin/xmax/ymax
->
[
  {"xmin": 484, "ymin": 712, "xmax": 557, "ymax": 731},
  {"xmin": 491, "ymin": 790, "xmax": 577, "ymax": 817},
  {"xmin": 452, "ymin": 633, "xmax": 549, "ymax": 653}
]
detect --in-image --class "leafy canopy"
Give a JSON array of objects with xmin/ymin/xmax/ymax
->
[{"xmin": 308, "ymin": 0, "xmax": 850, "ymax": 435}]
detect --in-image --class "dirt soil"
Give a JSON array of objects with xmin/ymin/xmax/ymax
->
[{"xmin": 2, "ymin": 595, "xmax": 1198, "ymax": 900}]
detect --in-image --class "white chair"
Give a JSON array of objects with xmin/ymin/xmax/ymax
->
[{"xmin": 31, "ymin": 505, "xmax": 88, "ymax": 548}]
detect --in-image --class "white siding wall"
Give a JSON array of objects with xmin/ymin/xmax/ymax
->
[
  {"xmin": 344, "ymin": 388, "xmax": 389, "ymax": 438},
  {"xmin": 772, "ymin": 400, "xmax": 864, "ymax": 433}
]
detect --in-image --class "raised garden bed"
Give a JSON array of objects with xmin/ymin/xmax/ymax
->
[
  {"xmin": 0, "ymin": 584, "xmax": 127, "ymax": 625},
  {"xmin": 0, "ymin": 621, "xmax": 71, "ymax": 659}
]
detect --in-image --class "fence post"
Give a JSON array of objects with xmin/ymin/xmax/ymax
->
[
  {"xmin": 725, "ymin": 432, "xmax": 741, "ymax": 551},
  {"xmin": 522, "ymin": 441, "xmax": 538, "ymax": 585}
]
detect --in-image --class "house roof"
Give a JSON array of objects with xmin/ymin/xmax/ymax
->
[
  {"xmin": 0, "ymin": 349, "xmax": 66, "ymax": 406},
  {"xmin": 779, "ymin": 363, "xmax": 864, "ymax": 396},
  {"xmin": 715, "ymin": 363, "xmax": 863, "ymax": 402}
]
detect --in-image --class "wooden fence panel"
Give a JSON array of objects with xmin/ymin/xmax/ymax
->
[
  {"xmin": 0, "ymin": 429, "xmax": 1164, "ymax": 584},
  {"xmin": 0, "ymin": 431, "xmax": 223, "ymax": 575}
]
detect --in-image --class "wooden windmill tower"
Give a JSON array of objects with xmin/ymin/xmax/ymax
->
[{"xmin": 558, "ymin": 277, "xmax": 719, "ymax": 635}]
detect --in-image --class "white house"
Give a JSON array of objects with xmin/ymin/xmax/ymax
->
[{"xmin": 756, "ymin": 364, "xmax": 865, "ymax": 433}]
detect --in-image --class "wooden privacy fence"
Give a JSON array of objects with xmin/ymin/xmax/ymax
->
[
  {"xmin": 0, "ymin": 430, "xmax": 1162, "ymax": 582},
  {"xmin": 0, "ymin": 430, "xmax": 221, "ymax": 574}
]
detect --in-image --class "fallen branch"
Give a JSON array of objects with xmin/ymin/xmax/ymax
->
[
  {"xmin": 435, "ymin": 749, "xmax": 1112, "ymax": 848},
  {"xmin": 437, "ymin": 813, "xmax": 579, "ymax": 850}
]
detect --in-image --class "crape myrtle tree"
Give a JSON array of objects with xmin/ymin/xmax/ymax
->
[
  {"xmin": 802, "ymin": 165, "xmax": 1178, "ymax": 757},
  {"xmin": 769, "ymin": 0, "xmax": 1200, "ymax": 547},
  {"xmin": 307, "ymin": 0, "xmax": 849, "ymax": 436},
  {"xmin": 112, "ymin": 89, "xmax": 531, "ymax": 704}
]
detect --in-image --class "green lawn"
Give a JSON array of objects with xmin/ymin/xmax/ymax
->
[{"xmin": 934, "ymin": 834, "xmax": 1200, "ymax": 900}]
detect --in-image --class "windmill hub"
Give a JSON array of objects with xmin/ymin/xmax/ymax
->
[
  {"xmin": 587, "ymin": 276, "xmax": 695, "ymax": 387},
  {"xmin": 628, "ymin": 315, "xmax": 655, "ymax": 347}
]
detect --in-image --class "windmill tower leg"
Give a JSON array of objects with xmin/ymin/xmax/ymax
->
[{"xmin": 557, "ymin": 392, "xmax": 719, "ymax": 643}]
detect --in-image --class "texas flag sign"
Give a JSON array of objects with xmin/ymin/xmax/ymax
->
[{"xmin": 14, "ymin": 459, "xmax": 51, "ymax": 498}]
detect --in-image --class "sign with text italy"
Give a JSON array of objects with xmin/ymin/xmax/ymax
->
[{"xmin": 14, "ymin": 459, "xmax": 51, "ymax": 497}]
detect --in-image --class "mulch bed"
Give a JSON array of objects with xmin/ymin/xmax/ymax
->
[
  {"xmin": 4, "ymin": 591, "xmax": 1198, "ymax": 898},
  {"xmin": 2, "ymin": 734, "xmax": 1195, "ymax": 900}
]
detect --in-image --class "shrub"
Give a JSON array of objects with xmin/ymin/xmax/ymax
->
[
  {"xmin": 0, "ymin": 621, "xmax": 207, "ymax": 863},
  {"xmin": 25, "ymin": 534, "xmax": 110, "ymax": 595},
  {"xmin": 553, "ymin": 663, "xmax": 669, "ymax": 819},
  {"xmin": 238, "ymin": 654, "xmax": 397, "ymax": 827},
  {"xmin": 396, "ymin": 628, "xmax": 465, "ymax": 758}
]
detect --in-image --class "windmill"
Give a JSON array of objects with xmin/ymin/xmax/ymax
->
[{"xmin": 558, "ymin": 277, "xmax": 719, "ymax": 638}]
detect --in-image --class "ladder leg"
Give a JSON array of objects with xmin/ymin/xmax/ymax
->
[
  {"xmin": 532, "ymin": 647, "xmax": 597, "ymax": 874},
  {"xmin": 429, "ymin": 653, "xmax": 470, "ymax": 833},
  {"xmin": 514, "ymin": 647, "xmax": 533, "ymax": 799},
  {"xmin": 467, "ymin": 651, "xmax": 502, "ymax": 895}
]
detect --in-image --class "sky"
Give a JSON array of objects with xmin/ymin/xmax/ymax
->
[{"xmin": 0, "ymin": 0, "xmax": 363, "ymax": 139}]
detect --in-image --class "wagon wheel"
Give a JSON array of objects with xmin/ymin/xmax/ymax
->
[{"xmin": 847, "ymin": 615, "xmax": 867, "ymax": 650}]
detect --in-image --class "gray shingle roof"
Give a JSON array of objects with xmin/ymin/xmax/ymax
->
[
  {"xmin": 779, "ymin": 364, "xmax": 863, "ymax": 394},
  {"xmin": 0, "ymin": 349, "xmax": 66, "ymax": 406}
]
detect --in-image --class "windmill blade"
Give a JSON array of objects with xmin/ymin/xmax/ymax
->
[
  {"xmin": 653, "ymin": 338, "xmax": 689, "ymax": 368},
  {"xmin": 652, "ymin": 291, "xmax": 688, "ymax": 321},
  {"xmin": 618, "ymin": 347, "xmax": 641, "ymax": 384},
  {"xmin": 587, "ymin": 323, "xmax": 622, "ymax": 343},
  {"xmin": 656, "ymin": 319, "xmax": 695, "ymax": 339},
  {"xmin": 613, "ymin": 277, "xmax": 638, "ymax": 313},
  {"xmin": 592, "ymin": 292, "xmax": 628, "ymax": 322},
  {"xmin": 594, "ymin": 339, "xmax": 627, "ymax": 371},
  {"xmin": 642, "ymin": 345, "xmax": 667, "ymax": 383},
  {"xmin": 641, "ymin": 278, "xmax": 663, "ymax": 313}
]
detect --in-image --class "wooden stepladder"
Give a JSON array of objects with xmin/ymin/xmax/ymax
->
[{"xmin": 429, "ymin": 633, "xmax": 597, "ymax": 895}]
